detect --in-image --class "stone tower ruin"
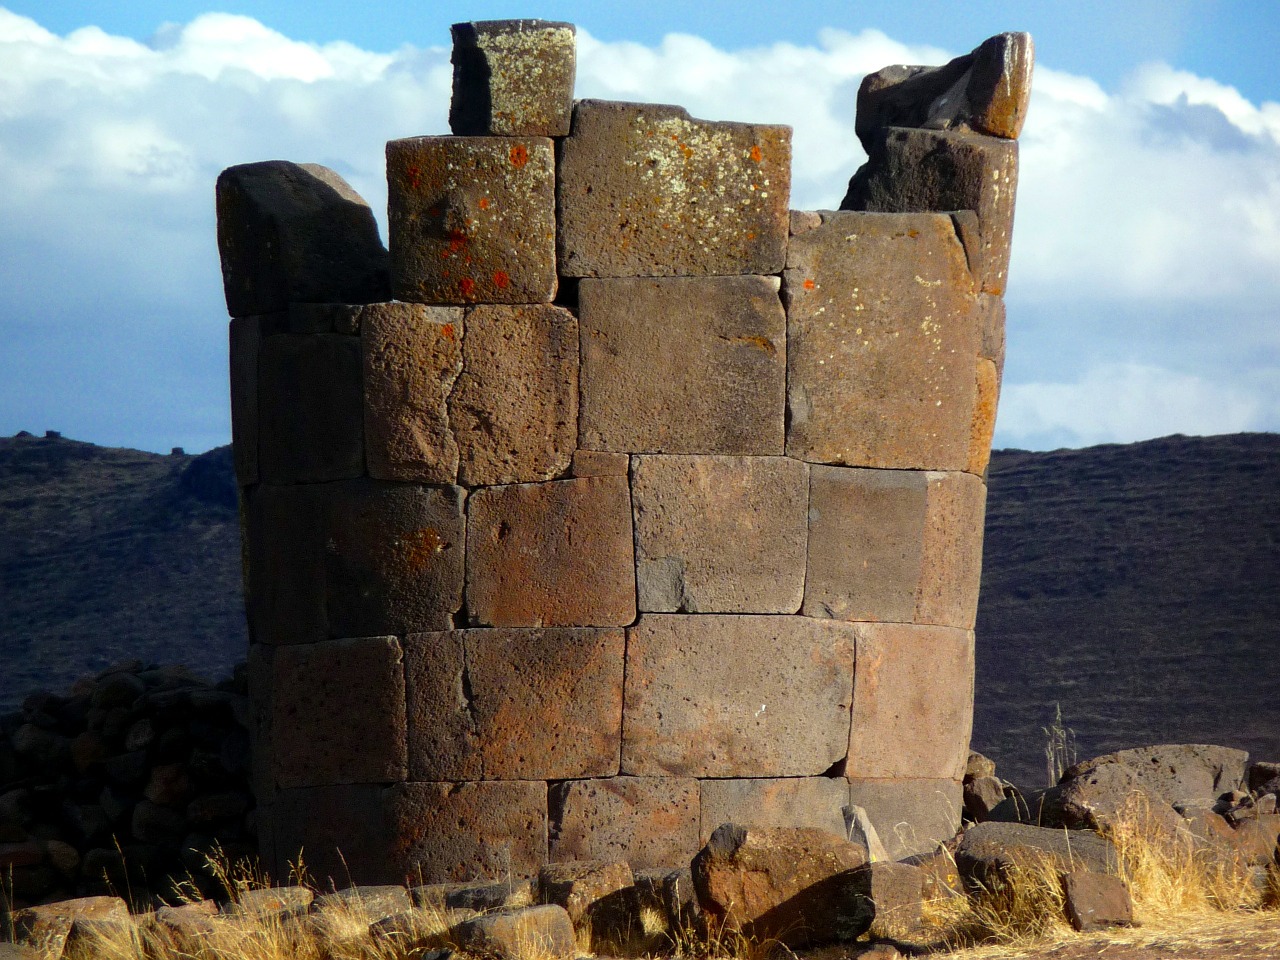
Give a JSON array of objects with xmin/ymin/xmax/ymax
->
[{"xmin": 217, "ymin": 21, "xmax": 1032, "ymax": 885}]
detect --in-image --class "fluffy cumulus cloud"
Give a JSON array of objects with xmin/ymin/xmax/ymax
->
[{"xmin": 0, "ymin": 8, "xmax": 1277, "ymax": 451}]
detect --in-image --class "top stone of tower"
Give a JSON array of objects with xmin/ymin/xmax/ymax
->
[{"xmin": 450, "ymin": 20, "xmax": 577, "ymax": 137}]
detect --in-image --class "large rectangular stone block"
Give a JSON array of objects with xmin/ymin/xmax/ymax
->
[
  {"xmin": 385, "ymin": 781, "xmax": 547, "ymax": 883},
  {"xmin": 228, "ymin": 318, "xmax": 259, "ymax": 487},
  {"xmin": 271, "ymin": 784, "xmax": 398, "ymax": 886},
  {"xmin": 622, "ymin": 615, "xmax": 856, "ymax": 778},
  {"xmin": 387, "ymin": 136, "xmax": 556, "ymax": 304},
  {"xmin": 917, "ymin": 472, "xmax": 987, "ymax": 629},
  {"xmin": 466, "ymin": 478, "xmax": 635, "ymax": 627},
  {"xmin": 362, "ymin": 302, "xmax": 464, "ymax": 483},
  {"xmin": 578, "ymin": 276, "xmax": 786, "ymax": 455},
  {"xmin": 549, "ymin": 777, "xmax": 700, "ymax": 869},
  {"xmin": 257, "ymin": 333, "xmax": 363, "ymax": 484},
  {"xmin": 242, "ymin": 483, "xmax": 327, "ymax": 645},
  {"xmin": 557, "ymin": 100, "xmax": 791, "ymax": 277},
  {"xmin": 847, "ymin": 624, "xmax": 973, "ymax": 781},
  {"xmin": 699, "ymin": 778, "xmax": 850, "ymax": 844},
  {"xmin": 450, "ymin": 20, "xmax": 576, "ymax": 137},
  {"xmin": 845, "ymin": 778, "xmax": 963, "ymax": 861},
  {"xmin": 784, "ymin": 211, "xmax": 980, "ymax": 472},
  {"xmin": 631, "ymin": 455, "xmax": 808, "ymax": 613},
  {"xmin": 270, "ymin": 636, "xmax": 407, "ymax": 789}
]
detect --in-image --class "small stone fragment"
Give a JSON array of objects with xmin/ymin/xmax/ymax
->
[
  {"xmin": 538, "ymin": 859, "xmax": 634, "ymax": 928},
  {"xmin": 450, "ymin": 20, "xmax": 576, "ymax": 137},
  {"xmin": 846, "ymin": 778, "xmax": 964, "ymax": 862},
  {"xmin": 454, "ymin": 905, "xmax": 577, "ymax": 960},
  {"xmin": 1061, "ymin": 870, "xmax": 1133, "ymax": 932},
  {"xmin": 848, "ymin": 861, "xmax": 925, "ymax": 941}
]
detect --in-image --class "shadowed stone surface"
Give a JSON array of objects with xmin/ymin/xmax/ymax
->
[
  {"xmin": 578, "ymin": 276, "xmax": 786, "ymax": 455},
  {"xmin": 466, "ymin": 477, "xmax": 635, "ymax": 627},
  {"xmin": 450, "ymin": 20, "xmax": 576, "ymax": 137},
  {"xmin": 362, "ymin": 302, "xmax": 464, "ymax": 483},
  {"xmin": 848, "ymin": 861, "xmax": 926, "ymax": 940},
  {"xmin": 848, "ymin": 623, "xmax": 973, "ymax": 780},
  {"xmin": 631, "ymin": 455, "xmax": 807, "ymax": 613},
  {"xmin": 387, "ymin": 136, "xmax": 556, "ymax": 304},
  {"xmin": 216, "ymin": 161, "xmax": 389, "ymax": 317},
  {"xmin": 699, "ymin": 777, "xmax": 850, "ymax": 843},
  {"xmin": 1061, "ymin": 870, "xmax": 1133, "ymax": 932},
  {"xmin": 270, "ymin": 784, "xmax": 397, "ymax": 886},
  {"xmin": 403, "ymin": 631, "xmax": 481, "ymax": 782},
  {"xmin": 785, "ymin": 212, "xmax": 980, "ymax": 471},
  {"xmin": 537, "ymin": 859, "xmax": 633, "ymax": 927},
  {"xmin": 228, "ymin": 318, "xmax": 259, "ymax": 486},
  {"xmin": 557, "ymin": 100, "xmax": 791, "ymax": 277},
  {"xmin": 242, "ymin": 484, "xmax": 327, "ymax": 644},
  {"xmin": 622, "ymin": 614, "xmax": 855, "ymax": 778},
  {"xmin": 845, "ymin": 778, "xmax": 963, "ymax": 861},
  {"xmin": 549, "ymin": 777, "xmax": 700, "ymax": 868},
  {"xmin": 955, "ymin": 821, "xmax": 1119, "ymax": 888}
]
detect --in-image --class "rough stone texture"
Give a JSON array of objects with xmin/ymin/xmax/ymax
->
[
  {"xmin": 855, "ymin": 33, "xmax": 1034, "ymax": 147},
  {"xmin": 224, "ymin": 886, "xmax": 315, "ymax": 916},
  {"xmin": 578, "ymin": 276, "xmax": 786, "ymax": 455},
  {"xmin": 964, "ymin": 775, "xmax": 1007, "ymax": 822},
  {"xmin": 848, "ymin": 861, "xmax": 925, "ymax": 941},
  {"xmin": 1230, "ymin": 814, "xmax": 1280, "ymax": 864},
  {"xmin": 362, "ymin": 302, "xmax": 464, "ymax": 483},
  {"xmin": 557, "ymin": 100, "xmax": 791, "ymax": 278},
  {"xmin": 280, "ymin": 302, "xmax": 365, "ymax": 335},
  {"xmin": 454, "ymin": 905, "xmax": 577, "ymax": 960},
  {"xmin": 385, "ymin": 780, "xmax": 547, "ymax": 883},
  {"xmin": 848, "ymin": 804, "xmax": 890, "ymax": 863},
  {"xmin": 622, "ymin": 614, "xmax": 855, "ymax": 778},
  {"xmin": 466, "ymin": 477, "xmax": 635, "ymax": 628},
  {"xmin": 969, "ymin": 358, "xmax": 1000, "ymax": 476},
  {"xmin": 242, "ymin": 484, "xmax": 325, "ymax": 643},
  {"xmin": 549, "ymin": 777, "xmax": 700, "ymax": 868},
  {"xmin": 916, "ymin": 471, "xmax": 987, "ymax": 628},
  {"xmin": 848, "ymin": 623, "xmax": 974, "ymax": 780},
  {"xmin": 414, "ymin": 878, "xmax": 535, "ymax": 912},
  {"xmin": 216, "ymin": 161, "xmax": 390, "ymax": 317},
  {"xmin": 845, "ymin": 779, "xmax": 963, "ymax": 861},
  {"xmin": 257, "ymin": 333, "xmax": 363, "ymax": 484},
  {"xmin": 841, "ymin": 129, "xmax": 1019, "ymax": 296},
  {"xmin": 699, "ymin": 778, "xmax": 850, "ymax": 844},
  {"xmin": 1248, "ymin": 761, "xmax": 1280, "ymax": 795},
  {"xmin": 403, "ymin": 631, "xmax": 481, "ymax": 782},
  {"xmin": 570, "ymin": 450, "xmax": 629, "ymax": 477},
  {"xmin": 270, "ymin": 637, "xmax": 407, "ymax": 789},
  {"xmin": 1061, "ymin": 870, "xmax": 1133, "ymax": 932},
  {"xmin": 785, "ymin": 212, "xmax": 980, "ymax": 470},
  {"xmin": 228, "ymin": 318, "xmax": 259, "ymax": 486},
  {"xmin": 538, "ymin": 859, "xmax": 634, "ymax": 926},
  {"xmin": 387, "ymin": 136, "xmax": 556, "ymax": 304},
  {"xmin": 1064, "ymin": 745, "xmax": 1249, "ymax": 805},
  {"xmin": 631, "ymin": 455, "xmax": 807, "ymax": 613},
  {"xmin": 955, "ymin": 822, "xmax": 1119, "ymax": 888},
  {"xmin": 449, "ymin": 303, "xmax": 578, "ymax": 485},
  {"xmin": 692, "ymin": 824, "xmax": 869, "ymax": 947},
  {"xmin": 979, "ymin": 293, "xmax": 1007, "ymax": 376},
  {"xmin": 450, "ymin": 21, "xmax": 576, "ymax": 137},
  {"xmin": 11, "ymin": 896, "xmax": 129, "ymax": 959}
]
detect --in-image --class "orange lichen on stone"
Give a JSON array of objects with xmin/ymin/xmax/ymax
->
[
  {"xmin": 492, "ymin": 270, "xmax": 511, "ymax": 289},
  {"xmin": 509, "ymin": 143, "xmax": 529, "ymax": 167},
  {"xmin": 403, "ymin": 527, "xmax": 448, "ymax": 569},
  {"xmin": 458, "ymin": 277, "xmax": 476, "ymax": 298},
  {"xmin": 802, "ymin": 278, "xmax": 815, "ymax": 290},
  {"xmin": 749, "ymin": 144, "xmax": 762, "ymax": 163}
]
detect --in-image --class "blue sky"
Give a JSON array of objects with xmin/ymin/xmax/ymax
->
[{"xmin": 1, "ymin": 2, "xmax": 1278, "ymax": 452}]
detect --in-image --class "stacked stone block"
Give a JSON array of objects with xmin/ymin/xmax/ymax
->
[{"xmin": 216, "ymin": 22, "xmax": 1031, "ymax": 885}]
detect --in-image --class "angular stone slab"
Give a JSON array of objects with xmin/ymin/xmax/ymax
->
[
  {"xmin": 384, "ymin": 780, "xmax": 547, "ymax": 883},
  {"xmin": 228, "ymin": 318, "xmax": 259, "ymax": 486},
  {"xmin": 699, "ymin": 778, "xmax": 850, "ymax": 843},
  {"xmin": 557, "ymin": 100, "xmax": 791, "ymax": 277},
  {"xmin": 631, "ymin": 455, "xmax": 807, "ymax": 613},
  {"xmin": 257, "ymin": 333, "xmax": 363, "ymax": 484},
  {"xmin": 450, "ymin": 304, "xmax": 578, "ymax": 486},
  {"xmin": 622, "ymin": 614, "xmax": 856, "ymax": 778},
  {"xmin": 549, "ymin": 776, "xmax": 700, "ymax": 869},
  {"xmin": 362, "ymin": 302, "xmax": 464, "ymax": 483},
  {"xmin": 270, "ymin": 784, "xmax": 398, "ymax": 886},
  {"xmin": 466, "ymin": 477, "xmax": 635, "ymax": 627},
  {"xmin": 579, "ymin": 276, "xmax": 786, "ymax": 455},
  {"xmin": 450, "ymin": 20, "xmax": 576, "ymax": 137},
  {"xmin": 916, "ymin": 471, "xmax": 987, "ymax": 628},
  {"xmin": 848, "ymin": 624, "xmax": 973, "ymax": 780},
  {"xmin": 270, "ymin": 636, "xmax": 407, "ymax": 789},
  {"xmin": 216, "ymin": 161, "xmax": 390, "ymax": 317},
  {"xmin": 845, "ymin": 778, "xmax": 963, "ymax": 861},
  {"xmin": 785, "ymin": 212, "xmax": 980, "ymax": 471},
  {"xmin": 387, "ymin": 136, "xmax": 556, "ymax": 304},
  {"xmin": 454, "ymin": 905, "xmax": 577, "ymax": 960},
  {"xmin": 842, "ymin": 129, "xmax": 1019, "ymax": 296}
]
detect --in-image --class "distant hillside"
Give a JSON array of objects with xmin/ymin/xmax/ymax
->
[{"xmin": 1, "ymin": 430, "xmax": 1276, "ymax": 787}]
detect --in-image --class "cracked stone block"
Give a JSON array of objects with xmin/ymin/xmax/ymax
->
[
  {"xmin": 450, "ymin": 304, "xmax": 578, "ymax": 486},
  {"xmin": 387, "ymin": 136, "xmax": 556, "ymax": 304},
  {"xmin": 271, "ymin": 784, "xmax": 398, "ymax": 886},
  {"xmin": 466, "ymin": 477, "xmax": 635, "ymax": 628},
  {"xmin": 784, "ymin": 211, "xmax": 980, "ymax": 471},
  {"xmin": 557, "ymin": 100, "xmax": 791, "ymax": 277},
  {"xmin": 257, "ymin": 333, "xmax": 364, "ymax": 484},
  {"xmin": 699, "ymin": 778, "xmax": 850, "ymax": 844},
  {"xmin": 631, "ymin": 455, "xmax": 808, "ymax": 613},
  {"xmin": 402, "ymin": 631, "xmax": 481, "ymax": 782},
  {"xmin": 362, "ymin": 302, "xmax": 464, "ymax": 483},
  {"xmin": 455, "ymin": 905, "xmax": 577, "ymax": 960},
  {"xmin": 385, "ymin": 780, "xmax": 547, "ymax": 883},
  {"xmin": 622, "ymin": 614, "xmax": 856, "ymax": 778},
  {"xmin": 578, "ymin": 276, "xmax": 786, "ymax": 455},
  {"xmin": 549, "ymin": 777, "xmax": 700, "ymax": 868},
  {"xmin": 228, "ymin": 318, "xmax": 259, "ymax": 486},
  {"xmin": 845, "ymin": 779, "xmax": 963, "ymax": 861},
  {"xmin": 450, "ymin": 20, "xmax": 576, "ymax": 137},
  {"xmin": 270, "ymin": 637, "xmax": 407, "ymax": 789},
  {"xmin": 570, "ymin": 450, "xmax": 629, "ymax": 478},
  {"xmin": 216, "ymin": 161, "xmax": 390, "ymax": 317},
  {"xmin": 848, "ymin": 623, "xmax": 973, "ymax": 781}
]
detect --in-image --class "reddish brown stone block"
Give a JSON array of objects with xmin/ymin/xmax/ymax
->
[
  {"xmin": 549, "ymin": 777, "xmax": 700, "ymax": 869},
  {"xmin": 450, "ymin": 20, "xmax": 576, "ymax": 137},
  {"xmin": 466, "ymin": 478, "xmax": 635, "ymax": 628},
  {"xmin": 387, "ymin": 136, "xmax": 556, "ymax": 304},
  {"xmin": 578, "ymin": 276, "xmax": 786, "ymax": 455},
  {"xmin": 917, "ymin": 471, "xmax": 987, "ymax": 628},
  {"xmin": 570, "ymin": 450, "xmax": 629, "ymax": 478},
  {"xmin": 968, "ymin": 360, "xmax": 999, "ymax": 476},
  {"xmin": 622, "ymin": 615, "xmax": 856, "ymax": 778},
  {"xmin": 557, "ymin": 101, "xmax": 790, "ymax": 277},
  {"xmin": 699, "ymin": 778, "xmax": 850, "ymax": 843},
  {"xmin": 846, "ymin": 779, "xmax": 963, "ymax": 861},
  {"xmin": 228, "ymin": 318, "xmax": 259, "ymax": 486},
  {"xmin": 402, "ymin": 631, "xmax": 481, "ymax": 782}
]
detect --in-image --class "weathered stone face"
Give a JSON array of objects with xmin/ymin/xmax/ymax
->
[
  {"xmin": 228, "ymin": 319, "xmax": 259, "ymax": 487},
  {"xmin": 242, "ymin": 484, "xmax": 328, "ymax": 645},
  {"xmin": 269, "ymin": 784, "xmax": 396, "ymax": 886},
  {"xmin": 450, "ymin": 20, "xmax": 576, "ymax": 137},
  {"xmin": 387, "ymin": 136, "xmax": 556, "ymax": 304},
  {"xmin": 699, "ymin": 778, "xmax": 850, "ymax": 843},
  {"xmin": 402, "ymin": 631, "xmax": 481, "ymax": 782},
  {"xmin": 785, "ymin": 212, "xmax": 980, "ymax": 471},
  {"xmin": 845, "ymin": 778, "xmax": 963, "ymax": 861},
  {"xmin": 548, "ymin": 777, "xmax": 700, "ymax": 868},
  {"xmin": 631, "ymin": 455, "xmax": 808, "ymax": 613},
  {"xmin": 557, "ymin": 100, "xmax": 791, "ymax": 277},
  {"xmin": 622, "ymin": 614, "xmax": 856, "ymax": 778},
  {"xmin": 578, "ymin": 276, "xmax": 786, "ymax": 455},
  {"xmin": 917, "ymin": 471, "xmax": 987, "ymax": 628}
]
